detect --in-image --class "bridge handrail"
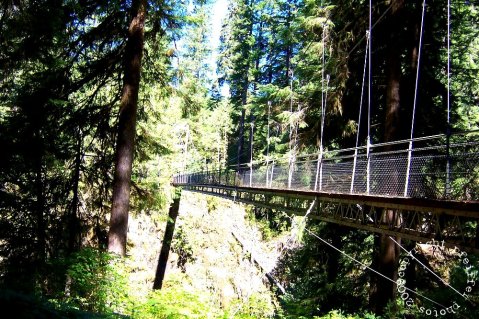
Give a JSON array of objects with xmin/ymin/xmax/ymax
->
[
  {"xmin": 176, "ymin": 132, "xmax": 479, "ymax": 201},
  {"xmin": 228, "ymin": 131, "xmax": 479, "ymax": 169}
]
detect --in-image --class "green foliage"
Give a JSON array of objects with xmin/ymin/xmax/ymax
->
[
  {"xmin": 226, "ymin": 292, "xmax": 276, "ymax": 318},
  {"xmin": 274, "ymin": 221, "xmax": 374, "ymax": 317},
  {"xmin": 246, "ymin": 207, "xmax": 291, "ymax": 241},
  {"xmin": 207, "ymin": 196, "xmax": 221, "ymax": 213},
  {"xmin": 134, "ymin": 287, "xmax": 223, "ymax": 319},
  {"xmin": 0, "ymin": 289, "xmax": 121, "ymax": 319},
  {"xmin": 172, "ymin": 227, "xmax": 196, "ymax": 272},
  {"xmin": 278, "ymin": 307, "xmax": 378, "ymax": 319},
  {"xmin": 134, "ymin": 281, "xmax": 276, "ymax": 319},
  {"xmin": 61, "ymin": 248, "xmax": 130, "ymax": 314}
]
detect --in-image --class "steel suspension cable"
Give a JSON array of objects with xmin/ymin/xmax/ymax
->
[
  {"xmin": 404, "ymin": 0, "xmax": 427, "ymax": 196},
  {"xmin": 317, "ymin": 75, "xmax": 330, "ymax": 191},
  {"xmin": 273, "ymin": 200, "xmax": 469, "ymax": 313},
  {"xmin": 322, "ymin": 25, "xmax": 326, "ymax": 122},
  {"xmin": 266, "ymin": 101, "xmax": 272, "ymax": 186},
  {"xmin": 446, "ymin": 0, "xmax": 451, "ymax": 196},
  {"xmin": 288, "ymin": 68, "xmax": 295, "ymax": 189},
  {"xmin": 249, "ymin": 121, "xmax": 254, "ymax": 187},
  {"xmin": 351, "ymin": 32, "xmax": 370, "ymax": 194},
  {"xmin": 368, "ymin": 0, "xmax": 372, "ymax": 140},
  {"xmin": 315, "ymin": 25, "xmax": 328, "ymax": 191},
  {"xmin": 295, "ymin": 220, "xmax": 450, "ymax": 310},
  {"xmin": 347, "ymin": 3, "xmax": 393, "ymax": 57},
  {"xmin": 447, "ymin": 0, "xmax": 451, "ymax": 126},
  {"xmin": 366, "ymin": 0, "xmax": 372, "ymax": 195},
  {"xmin": 388, "ymin": 236, "xmax": 467, "ymax": 301}
]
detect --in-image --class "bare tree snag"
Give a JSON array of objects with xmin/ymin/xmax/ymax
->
[{"xmin": 153, "ymin": 193, "xmax": 181, "ymax": 290}]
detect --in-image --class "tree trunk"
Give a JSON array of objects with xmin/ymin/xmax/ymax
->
[
  {"xmin": 236, "ymin": 2, "xmax": 253, "ymax": 170},
  {"xmin": 237, "ymin": 107, "xmax": 246, "ymax": 169},
  {"xmin": 68, "ymin": 132, "xmax": 82, "ymax": 253},
  {"xmin": 108, "ymin": 0, "xmax": 146, "ymax": 256},
  {"xmin": 371, "ymin": 0, "xmax": 404, "ymax": 313},
  {"xmin": 248, "ymin": 114, "xmax": 255, "ymax": 164},
  {"xmin": 327, "ymin": 226, "xmax": 343, "ymax": 283},
  {"xmin": 284, "ymin": 3, "xmax": 292, "ymax": 85},
  {"xmin": 373, "ymin": 217, "xmax": 401, "ymax": 313},
  {"xmin": 35, "ymin": 152, "xmax": 46, "ymax": 267},
  {"xmin": 384, "ymin": 36, "xmax": 402, "ymax": 147},
  {"xmin": 153, "ymin": 194, "xmax": 181, "ymax": 290}
]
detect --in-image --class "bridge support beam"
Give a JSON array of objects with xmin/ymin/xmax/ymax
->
[{"xmin": 178, "ymin": 184, "xmax": 479, "ymax": 253}]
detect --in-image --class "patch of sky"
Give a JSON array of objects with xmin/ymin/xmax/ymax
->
[{"xmin": 209, "ymin": 0, "xmax": 230, "ymax": 96}]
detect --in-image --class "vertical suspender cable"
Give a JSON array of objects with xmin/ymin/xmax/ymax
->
[
  {"xmin": 288, "ymin": 69, "xmax": 294, "ymax": 189},
  {"xmin": 366, "ymin": 0, "xmax": 372, "ymax": 195},
  {"xmin": 249, "ymin": 121, "xmax": 254, "ymax": 187},
  {"xmin": 319, "ymin": 75, "xmax": 330, "ymax": 191},
  {"xmin": 404, "ymin": 0, "xmax": 426, "ymax": 197},
  {"xmin": 351, "ymin": 33, "xmax": 369, "ymax": 194},
  {"xmin": 447, "ymin": 0, "xmax": 451, "ymax": 127},
  {"xmin": 270, "ymin": 160, "xmax": 275, "ymax": 187},
  {"xmin": 321, "ymin": 26, "xmax": 326, "ymax": 120},
  {"xmin": 266, "ymin": 101, "xmax": 271, "ymax": 187},
  {"xmin": 289, "ymin": 69, "xmax": 294, "ymax": 137},
  {"xmin": 445, "ymin": 0, "xmax": 451, "ymax": 197},
  {"xmin": 315, "ymin": 26, "xmax": 327, "ymax": 191}
]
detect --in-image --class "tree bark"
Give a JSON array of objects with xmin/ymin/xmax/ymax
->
[
  {"xmin": 237, "ymin": 107, "xmax": 246, "ymax": 169},
  {"xmin": 327, "ymin": 226, "xmax": 343, "ymax": 283},
  {"xmin": 153, "ymin": 194, "xmax": 181, "ymax": 290},
  {"xmin": 69, "ymin": 132, "xmax": 82, "ymax": 253},
  {"xmin": 371, "ymin": 0, "xmax": 404, "ymax": 313},
  {"xmin": 35, "ymin": 151, "xmax": 46, "ymax": 266},
  {"xmin": 108, "ymin": 0, "xmax": 146, "ymax": 256},
  {"xmin": 236, "ymin": 1, "xmax": 253, "ymax": 170}
]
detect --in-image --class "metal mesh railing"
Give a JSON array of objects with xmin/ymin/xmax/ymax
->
[{"xmin": 174, "ymin": 131, "xmax": 479, "ymax": 201}]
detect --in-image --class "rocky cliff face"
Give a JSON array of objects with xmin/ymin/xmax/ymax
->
[
  {"xmin": 126, "ymin": 191, "xmax": 287, "ymax": 316},
  {"xmin": 172, "ymin": 191, "xmax": 278, "ymax": 315}
]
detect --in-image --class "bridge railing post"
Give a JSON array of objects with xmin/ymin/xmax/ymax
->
[
  {"xmin": 314, "ymin": 148, "xmax": 321, "ymax": 192},
  {"xmin": 288, "ymin": 154, "xmax": 294, "ymax": 189},
  {"xmin": 249, "ymin": 163, "xmax": 253, "ymax": 187},
  {"xmin": 404, "ymin": 140, "xmax": 413, "ymax": 197},
  {"xmin": 270, "ymin": 160, "xmax": 275, "ymax": 188},
  {"xmin": 445, "ymin": 129, "xmax": 451, "ymax": 198},
  {"xmin": 265, "ymin": 159, "xmax": 269, "ymax": 188},
  {"xmin": 350, "ymin": 148, "xmax": 358, "ymax": 194},
  {"xmin": 319, "ymin": 148, "xmax": 324, "ymax": 191},
  {"xmin": 366, "ymin": 136, "xmax": 371, "ymax": 195},
  {"xmin": 314, "ymin": 154, "xmax": 319, "ymax": 191},
  {"xmin": 314, "ymin": 146, "xmax": 324, "ymax": 192}
]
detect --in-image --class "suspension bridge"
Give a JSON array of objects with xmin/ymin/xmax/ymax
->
[
  {"xmin": 174, "ymin": 0, "xmax": 479, "ymax": 252},
  {"xmin": 173, "ymin": 131, "xmax": 479, "ymax": 252}
]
